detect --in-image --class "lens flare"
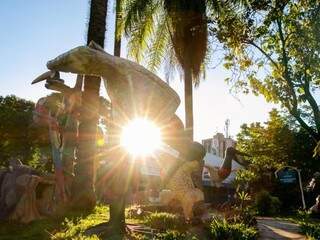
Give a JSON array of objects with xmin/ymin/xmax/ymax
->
[{"xmin": 120, "ymin": 118, "xmax": 161, "ymax": 156}]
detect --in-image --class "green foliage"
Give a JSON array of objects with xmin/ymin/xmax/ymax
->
[
  {"xmin": 0, "ymin": 205, "xmax": 105, "ymax": 240},
  {"xmin": 235, "ymin": 190, "xmax": 252, "ymax": 213},
  {"xmin": 121, "ymin": 0, "xmax": 213, "ymax": 81},
  {"xmin": 0, "ymin": 95, "xmax": 47, "ymax": 167},
  {"xmin": 237, "ymin": 109, "xmax": 293, "ymax": 170},
  {"xmin": 254, "ymin": 190, "xmax": 281, "ymax": 216},
  {"xmin": 155, "ymin": 230, "xmax": 187, "ymax": 240},
  {"xmin": 231, "ymin": 190, "xmax": 257, "ymax": 226},
  {"xmin": 52, "ymin": 205, "xmax": 108, "ymax": 240},
  {"xmin": 209, "ymin": 217, "xmax": 258, "ymax": 240},
  {"xmin": 132, "ymin": 230, "xmax": 198, "ymax": 240},
  {"xmin": 144, "ymin": 212, "xmax": 184, "ymax": 231},
  {"xmin": 300, "ymin": 222, "xmax": 320, "ymax": 239},
  {"xmin": 214, "ymin": 0, "xmax": 320, "ymax": 140},
  {"xmin": 235, "ymin": 109, "xmax": 317, "ymax": 191},
  {"xmin": 233, "ymin": 206, "xmax": 257, "ymax": 227},
  {"xmin": 235, "ymin": 109, "xmax": 294, "ymax": 191}
]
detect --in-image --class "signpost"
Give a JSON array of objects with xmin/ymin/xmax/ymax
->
[{"xmin": 275, "ymin": 166, "xmax": 306, "ymax": 209}]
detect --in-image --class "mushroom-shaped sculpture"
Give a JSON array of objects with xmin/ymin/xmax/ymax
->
[{"xmin": 39, "ymin": 41, "xmax": 180, "ymax": 126}]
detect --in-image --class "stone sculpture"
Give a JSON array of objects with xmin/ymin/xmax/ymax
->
[
  {"xmin": 32, "ymin": 72, "xmax": 83, "ymax": 203},
  {"xmin": 0, "ymin": 160, "xmax": 55, "ymax": 223}
]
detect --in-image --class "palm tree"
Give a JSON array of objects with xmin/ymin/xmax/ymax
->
[
  {"xmin": 121, "ymin": 0, "xmax": 215, "ymax": 141},
  {"xmin": 73, "ymin": 0, "xmax": 108, "ymax": 210},
  {"xmin": 114, "ymin": 0, "xmax": 122, "ymax": 57},
  {"xmin": 107, "ymin": 0, "xmax": 126, "ymax": 232}
]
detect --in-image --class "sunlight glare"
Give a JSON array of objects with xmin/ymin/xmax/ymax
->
[{"xmin": 120, "ymin": 118, "xmax": 162, "ymax": 156}]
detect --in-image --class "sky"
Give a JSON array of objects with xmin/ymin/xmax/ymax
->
[{"xmin": 0, "ymin": 0, "xmax": 277, "ymax": 141}]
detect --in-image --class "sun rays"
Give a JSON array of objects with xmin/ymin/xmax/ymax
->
[{"xmin": 120, "ymin": 118, "xmax": 162, "ymax": 157}]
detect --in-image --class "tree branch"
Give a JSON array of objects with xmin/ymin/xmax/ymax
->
[
  {"xmin": 290, "ymin": 108, "xmax": 319, "ymax": 142},
  {"xmin": 303, "ymin": 69, "xmax": 320, "ymax": 134},
  {"xmin": 246, "ymin": 40, "xmax": 279, "ymax": 69},
  {"xmin": 276, "ymin": 17, "xmax": 298, "ymax": 111}
]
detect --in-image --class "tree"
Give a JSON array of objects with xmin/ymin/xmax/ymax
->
[
  {"xmin": 114, "ymin": 0, "xmax": 122, "ymax": 57},
  {"xmin": 213, "ymin": 0, "xmax": 320, "ymax": 141},
  {"xmin": 121, "ymin": 0, "xmax": 214, "ymax": 140},
  {"xmin": 0, "ymin": 95, "xmax": 37, "ymax": 166},
  {"xmin": 108, "ymin": 0, "xmax": 126, "ymax": 232},
  {"xmin": 0, "ymin": 95, "xmax": 52, "ymax": 170},
  {"xmin": 236, "ymin": 109, "xmax": 318, "ymax": 192},
  {"xmin": 237, "ymin": 109, "xmax": 294, "ymax": 174},
  {"xmin": 73, "ymin": 0, "xmax": 108, "ymax": 210}
]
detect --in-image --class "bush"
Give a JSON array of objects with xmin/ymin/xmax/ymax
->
[
  {"xmin": 132, "ymin": 230, "xmax": 198, "ymax": 240},
  {"xmin": 209, "ymin": 218, "xmax": 258, "ymax": 240},
  {"xmin": 144, "ymin": 212, "xmax": 184, "ymax": 231},
  {"xmin": 254, "ymin": 190, "xmax": 281, "ymax": 216},
  {"xmin": 232, "ymin": 206, "xmax": 257, "ymax": 226},
  {"xmin": 155, "ymin": 230, "xmax": 187, "ymax": 240},
  {"xmin": 300, "ymin": 222, "xmax": 320, "ymax": 239}
]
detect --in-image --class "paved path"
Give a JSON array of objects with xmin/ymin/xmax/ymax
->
[{"xmin": 257, "ymin": 217, "xmax": 306, "ymax": 240}]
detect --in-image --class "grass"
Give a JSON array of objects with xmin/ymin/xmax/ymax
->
[
  {"xmin": 0, "ymin": 204, "xmax": 260, "ymax": 240},
  {"xmin": 0, "ymin": 205, "xmax": 186, "ymax": 240},
  {"xmin": 0, "ymin": 205, "xmax": 108, "ymax": 240}
]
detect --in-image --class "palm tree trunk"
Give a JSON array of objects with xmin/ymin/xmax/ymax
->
[
  {"xmin": 108, "ymin": 0, "xmax": 126, "ymax": 232},
  {"xmin": 73, "ymin": 0, "xmax": 108, "ymax": 210},
  {"xmin": 114, "ymin": 0, "xmax": 122, "ymax": 57},
  {"xmin": 184, "ymin": 68, "xmax": 194, "ymax": 141}
]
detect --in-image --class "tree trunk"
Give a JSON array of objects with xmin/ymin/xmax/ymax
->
[
  {"xmin": 114, "ymin": 0, "xmax": 122, "ymax": 57},
  {"xmin": 184, "ymin": 68, "xmax": 194, "ymax": 141},
  {"xmin": 72, "ymin": 0, "xmax": 108, "ymax": 210},
  {"xmin": 108, "ymin": 0, "xmax": 126, "ymax": 232}
]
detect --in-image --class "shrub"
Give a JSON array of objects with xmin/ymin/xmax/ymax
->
[
  {"xmin": 132, "ymin": 230, "xmax": 199, "ymax": 240},
  {"xmin": 232, "ymin": 206, "xmax": 257, "ymax": 227},
  {"xmin": 209, "ymin": 218, "xmax": 258, "ymax": 240},
  {"xmin": 300, "ymin": 222, "xmax": 320, "ymax": 239},
  {"xmin": 155, "ymin": 230, "xmax": 187, "ymax": 240},
  {"xmin": 144, "ymin": 212, "xmax": 184, "ymax": 231},
  {"xmin": 254, "ymin": 190, "xmax": 281, "ymax": 216}
]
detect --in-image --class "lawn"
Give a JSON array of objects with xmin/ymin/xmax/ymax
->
[
  {"xmin": 0, "ymin": 205, "xmax": 189, "ymax": 240},
  {"xmin": 0, "ymin": 204, "xmax": 258, "ymax": 240},
  {"xmin": 0, "ymin": 205, "xmax": 110, "ymax": 240}
]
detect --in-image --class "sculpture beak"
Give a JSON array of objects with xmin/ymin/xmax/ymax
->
[{"xmin": 31, "ymin": 70, "xmax": 59, "ymax": 84}]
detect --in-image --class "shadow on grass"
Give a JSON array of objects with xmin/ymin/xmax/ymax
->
[{"xmin": 0, "ymin": 206, "xmax": 103, "ymax": 240}]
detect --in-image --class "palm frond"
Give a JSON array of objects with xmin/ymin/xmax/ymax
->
[
  {"xmin": 126, "ymin": 5, "xmax": 159, "ymax": 62},
  {"xmin": 165, "ymin": 0, "xmax": 208, "ymax": 81},
  {"xmin": 121, "ymin": 0, "xmax": 160, "ymax": 36},
  {"xmin": 147, "ymin": 12, "xmax": 171, "ymax": 72},
  {"xmin": 164, "ymin": 41, "xmax": 179, "ymax": 83},
  {"xmin": 123, "ymin": 1, "xmax": 165, "ymax": 62}
]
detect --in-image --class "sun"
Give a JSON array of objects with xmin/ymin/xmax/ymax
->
[{"xmin": 120, "ymin": 118, "xmax": 162, "ymax": 156}]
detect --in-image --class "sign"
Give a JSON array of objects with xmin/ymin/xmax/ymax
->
[
  {"xmin": 275, "ymin": 167, "xmax": 298, "ymax": 184},
  {"xmin": 275, "ymin": 166, "xmax": 306, "ymax": 209}
]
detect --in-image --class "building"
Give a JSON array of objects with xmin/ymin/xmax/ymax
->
[{"xmin": 202, "ymin": 132, "xmax": 236, "ymax": 157}]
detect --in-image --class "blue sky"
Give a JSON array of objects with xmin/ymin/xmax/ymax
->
[{"xmin": 0, "ymin": 0, "xmax": 277, "ymax": 141}]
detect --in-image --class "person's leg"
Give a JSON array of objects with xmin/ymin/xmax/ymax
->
[
  {"xmin": 218, "ymin": 147, "xmax": 234, "ymax": 180},
  {"xmin": 218, "ymin": 147, "xmax": 250, "ymax": 181},
  {"xmin": 232, "ymin": 148, "xmax": 250, "ymax": 167}
]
